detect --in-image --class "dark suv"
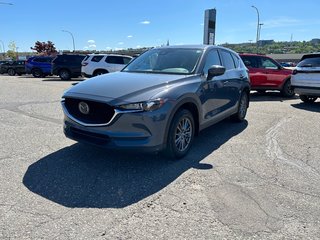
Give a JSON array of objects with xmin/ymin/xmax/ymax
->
[
  {"xmin": 62, "ymin": 45, "xmax": 250, "ymax": 159},
  {"xmin": 52, "ymin": 54, "xmax": 85, "ymax": 80},
  {"xmin": 0, "ymin": 60, "xmax": 26, "ymax": 76},
  {"xmin": 240, "ymin": 53, "xmax": 294, "ymax": 97},
  {"xmin": 25, "ymin": 56, "xmax": 54, "ymax": 77}
]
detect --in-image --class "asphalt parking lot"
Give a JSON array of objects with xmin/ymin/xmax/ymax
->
[{"xmin": 1, "ymin": 75, "xmax": 320, "ymax": 239}]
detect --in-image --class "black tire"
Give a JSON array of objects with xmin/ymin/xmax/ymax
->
[
  {"xmin": 32, "ymin": 68, "xmax": 43, "ymax": 78},
  {"xmin": 8, "ymin": 68, "xmax": 16, "ymax": 76},
  {"xmin": 281, "ymin": 79, "xmax": 295, "ymax": 97},
  {"xmin": 164, "ymin": 109, "xmax": 195, "ymax": 159},
  {"xmin": 231, "ymin": 92, "xmax": 249, "ymax": 122},
  {"xmin": 93, "ymin": 70, "xmax": 108, "ymax": 76},
  {"xmin": 59, "ymin": 69, "xmax": 71, "ymax": 80},
  {"xmin": 300, "ymin": 95, "xmax": 317, "ymax": 103}
]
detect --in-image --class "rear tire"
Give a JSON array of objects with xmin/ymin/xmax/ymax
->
[
  {"xmin": 164, "ymin": 109, "xmax": 195, "ymax": 159},
  {"xmin": 281, "ymin": 79, "xmax": 295, "ymax": 97},
  {"xmin": 300, "ymin": 95, "xmax": 317, "ymax": 103},
  {"xmin": 59, "ymin": 69, "xmax": 71, "ymax": 80},
  {"xmin": 93, "ymin": 70, "xmax": 108, "ymax": 76},
  {"xmin": 8, "ymin": 68, "xmax": 16, "ymax": 76},
  {"xmin": 231, "ymin": 92, "xmax": 249, "ymax": 122}
]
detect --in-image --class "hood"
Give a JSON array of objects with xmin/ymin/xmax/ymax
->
[{"xmin": 63, "ymin": 72, "xmax": 193, "ymax": 104}]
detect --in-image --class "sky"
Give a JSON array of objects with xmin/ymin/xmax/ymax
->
[{"xmin": 0, "ymin": 0, "xmax": 320, "ymax": 52}]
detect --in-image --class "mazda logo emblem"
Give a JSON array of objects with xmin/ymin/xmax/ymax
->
[{"xmin": 78, "ymin": 101, "xmax": 90, "ymax": 115}]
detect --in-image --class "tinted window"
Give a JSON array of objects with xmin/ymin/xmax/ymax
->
[
  {"xmin": 241, "ymin": 56, "xmax": 259, "ymax": 68},
  {"xmin": 91, "ymin": 56, "xmax": 103, "ymax": 62},
  {"xmin": 83, "ymin": 55, "xmax": 90, "ymax": 61},
  {"xmin": 220, "ymin": 50, "xmax": 235, "ymax": 70},
  {"xmin": 298, "ymin": 57, "xmax": 320, "ymax": 67},
  {"xmin": 106, "ymin": 56, "xmax": 125, "ymax": 64},
  {"xmin": 203, "ymin": 49, "xmax": 221, "ymax": 74}
]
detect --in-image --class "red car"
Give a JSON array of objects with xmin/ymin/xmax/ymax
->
[{"xmin": 240, "ymin": 54, "xmax": 294, "ymax": 97}]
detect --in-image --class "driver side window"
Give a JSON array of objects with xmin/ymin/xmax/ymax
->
[{"xmin": 203, "ymin": 50, "xmax": 221, "ymax": 75}]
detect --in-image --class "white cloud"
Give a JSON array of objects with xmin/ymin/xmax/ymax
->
[
  {"xmin": 140, "ymin": 20, "xmax": 150, "ymax": 25},
  {"xmin": 136, "ymin": 45, "xmax": 141, "ymax": 48},
  {"xmin": 118, "ymin": 42, "xmax": 124, "ymax": 45},
  {"xmin": 114, "ymin": 47, "xmax": 124, "ymax": 51},
  {"xmin": 127, "ymin": 35, "xmax": 133, "ymax": 38},
  {"xmin": 106, "ymin": 47, "xmax": 112, "ymax": 50},
  {"xmin": 89, "ymin": 44, "xmax": 96, "ymax": 49},
  {"xmin": 87, "ymin": 39, "xmax": 95, "ymax": 44},
  {"xmin": 83, "ymin": 46, "xmax": 89, "ymax": 50}
]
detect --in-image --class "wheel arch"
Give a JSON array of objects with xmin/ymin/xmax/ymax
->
[
  {"xmin": 163, "ymin": 96, "xmax": 201, "ymax": 146},
  {"xmin": 93, "ymin": 68, "xmax": 109, "ymax": 75}
]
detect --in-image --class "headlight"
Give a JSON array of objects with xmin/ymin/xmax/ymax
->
[{"xmin": 117, "ymin": 99, "xmax": 164, "ymax": 112}]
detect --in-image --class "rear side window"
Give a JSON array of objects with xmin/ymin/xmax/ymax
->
[
  {"xmin": 220, "ymin": 50, "xmax": 236, "ymax": 70},
  {"xmin": 91, "ymin": 56, "xmax": 103, "ymax": 62},
  {"xmin": 106, "ymin": 56, "xmax": 125, "ymax": 64},
  {"xmin": 231, "ymin": 53, "xmax": 240, "ymax": 68},
  {"xmin": 298, "ymin": 57, "xmax": 320, "ymax": 67},
  {"xmin": 241, "ymin": 56, "xmax": 259, "ymax": 68}
]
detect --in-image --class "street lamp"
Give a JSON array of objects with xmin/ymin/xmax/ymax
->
[
  {"xmin": 61, "ymin": 30, "xmax": 75, "ymax": 52},
  {"xmin": 251, "ymin": 5, "xmax": 260, "ymax": 44}
]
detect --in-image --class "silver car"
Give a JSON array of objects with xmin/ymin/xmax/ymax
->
[
  {"xmin": 62, "ymin": 45, "xmax": 250, "ymax": 159},
  {"xmin": 291, "ymin": 54, "xmax": 320, "ymax": 103}
]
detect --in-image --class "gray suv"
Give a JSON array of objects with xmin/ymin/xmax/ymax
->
[{"xmin": 62, "ymin": 45, "xmax": 250, "ymax": 159}]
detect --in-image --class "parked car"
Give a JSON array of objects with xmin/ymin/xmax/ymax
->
[
  {"xmin": 25, "ymin": 56, "xmax": 54, "ymax": 77},
  {"xmin": 291, "ymin": 53, "xmax": 320, "ymax": 103},
  {"xmin": 0, "ymin": 60, "xmax": 26, "ymax": 76},
  {"xmin": 51, "ymin": 54, "xmax": 85, "ymax": 80},
  {"xmin": 62, "ymin": 45, "xmax": 250, "ymax": 159},
  {"xmin": 240, "ymin": 53, "xmax": 294, "ymax": 97},
  {"xmin": 81, "ymin": 54, "xmax": 132, "ymax": 77}
]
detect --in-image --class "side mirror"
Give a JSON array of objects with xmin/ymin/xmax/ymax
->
[{"xmin": 207, "ymin": 65, "xmax": 226, "ymax": 80}]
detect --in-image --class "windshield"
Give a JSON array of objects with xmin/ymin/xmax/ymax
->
[{"xmin": 123, "ymin": 48, "xmax": 203, "ymax": 74}]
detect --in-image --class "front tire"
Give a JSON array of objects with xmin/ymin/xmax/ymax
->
[
  {"xmin": 231, "ymin": 92, "xmax": 249, "ymax": 122},
  {"xmin": 300, "ymin": 95, "xmax": 317, "ymax": 103},
  {"xmin": 8, "ymin": 68, "xmax": 16, "ymax": 76},
  {"xmin": 164, "ymin": 109, "xmax": 195, "ymax": 159},
  {"xmin": 32, "ymin": 68, "xmax": 43, "ymax": 78}
]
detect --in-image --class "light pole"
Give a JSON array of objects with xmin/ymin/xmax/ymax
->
[
  {"xmin": 61, "ymin": 30, "xmax": 75, "ymax": 52},
  {"xmin": 258, "ymin": 23, "xmax": 264, "ymax": 42},
  {"xmin": 251, "ymin": 5, "xmax": 260, "ymax": 44},
  {"xmin": 0, "ymin": 40, "xmax": 5, "ymax": 59}
]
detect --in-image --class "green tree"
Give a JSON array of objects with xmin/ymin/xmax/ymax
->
[{"xmin": 6, "ymin": 41, "xmax": 17, "ymax": 60}]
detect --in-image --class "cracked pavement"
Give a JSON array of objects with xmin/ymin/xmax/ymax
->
[{"xmin": 0, "ymin": 75, "xmax": 320, "ymax": 239}]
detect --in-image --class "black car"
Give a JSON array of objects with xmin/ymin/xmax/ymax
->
[
  {"xmin": 62, "ymin": 45, "xmax": 250, "ymax": 159},
  {"xmin": 52, "ymin": 54, "xmax": 86, "ymax": 80},
  {"xmin": 0, "ymin": 60, "xmax": 26, "ymax": 76}
]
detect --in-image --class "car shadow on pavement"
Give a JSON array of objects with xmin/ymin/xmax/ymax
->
[
  {"xmin": 291, "ymin": 102, "xmax": 320, "ymax": 113},
  {"xmin": 23, "ymin": 119, "xmax": 247, "ymax": 209},
  {"xmin": 250, "ymin": 91, "xmax": 299, "ymax": 102}
]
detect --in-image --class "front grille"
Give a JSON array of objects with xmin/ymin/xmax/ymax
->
[{"xmin": 64, "ymin": 98, "xmax": 115, "ymax": 124}]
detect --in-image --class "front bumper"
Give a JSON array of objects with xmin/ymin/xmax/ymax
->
[{"xmin": 62, "ymin": 103, "xmax": 171, "ymax": 152}]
